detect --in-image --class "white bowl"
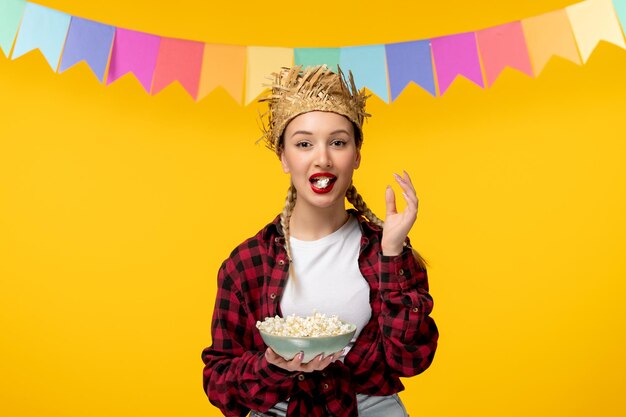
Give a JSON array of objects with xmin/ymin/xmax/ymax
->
[{"xmin": 259, "ymin": 323, "xmax": 356, "ymax": 363}]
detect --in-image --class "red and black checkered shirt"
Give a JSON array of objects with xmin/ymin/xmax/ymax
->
[{"xmin": 201, "ymin": 210, "xmax": 438, "ymax": 417}]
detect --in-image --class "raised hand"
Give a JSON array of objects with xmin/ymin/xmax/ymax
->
[{"xmin": 381, "ymin": 170, "xmax": 419, "ymax": 256}]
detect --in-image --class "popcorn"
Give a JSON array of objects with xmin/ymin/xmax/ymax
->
[{"xmin": 256, "ymin": 311, "xmax": 352, "ymax": 337}]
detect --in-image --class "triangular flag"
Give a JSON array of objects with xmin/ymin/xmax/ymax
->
[
  {"xmin": 107, "ymin": 28, "xmax": 161, "ymax": 93},
  {"xmin": 476, "ymin": 21, "xmax": 534, "ymax": 86},
  {"xmin": 11, "ymin": 3, "xmax": 71, "ymax": 71},
  {"xmin": 613, "ymin": 0, "xmax": 626, "ymax": 34},
  {"xmin": 522, "ymin": 9, "xmax": 582, "ymax": 75},
  {"xmin": 294, "ymin": 48, "xmax": 340, "ymax": 72},
  {"xmin": 566, "ymin": 0, "xmax": 626, "ymax": 63},
  {"xmin": 245, "ymin": 46, "xmax": 293, "ymax": 104},
  {"xmin": 197, "ymin": 43, "xmax": 245, "ymax": 104},
  {"xmin": 0, "ymin": 0, "xmax": 26, "ymax": 57},
  {"xmin": 386, "ymin": 40, "xmax": 436, "ymax": 99},
  {"xmin": 151, "ymin": 37, "xmax": 205, "ymax": 98},
  {"xmin": 58, "ymin": 17, "xmax": 115, "ymax": 82},
  {"xmin": 339, "ymin": 45, "xmax": 389, "ymax": 102},
  {"xmin": 431, "ymin": 32, "xmax": 484, "ymax": 95}
]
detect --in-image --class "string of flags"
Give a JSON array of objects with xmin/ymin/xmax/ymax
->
[{"xmin": 1, "ymin": 0, "xmax": 625, "ymax": 104}]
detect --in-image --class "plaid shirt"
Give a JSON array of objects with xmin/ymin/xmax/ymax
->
[{"xmin": 202, "ymin": 210, "xmax": 438, "ymax": 417}]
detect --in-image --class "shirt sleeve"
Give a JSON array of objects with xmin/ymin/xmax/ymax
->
[
  {"xmin": 201, "ymin": 259, "xmax": 296, "ymax": 417},
  {"xmin": 377, "ymin": 246, "xmax": 438, "ymax": 377}
]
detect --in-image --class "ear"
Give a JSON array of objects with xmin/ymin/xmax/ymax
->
[
  {"xmin": 280, "ymin": 152, "xmax": 290, "ymax": 174},
  {"xmin": 353, "ymin": 149, "xmax": 361, "ymax": 170}
]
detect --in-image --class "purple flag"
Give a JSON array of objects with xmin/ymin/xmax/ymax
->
[
  {"xmin": 107, "ymin": 28, "xmax": 161, "ymax": 92},
  {"xmin": 431, "ymin": 32, "xmax": 484, "ymax": 95},
  {"xmin": 386, "ymin": 40, "xmax": 435, "ymax": 100},
  {"xmin": 59, "ymin": 17, "xmax": 115, "ymax": 82}
]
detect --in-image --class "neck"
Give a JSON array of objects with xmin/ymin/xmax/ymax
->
[{"xmin": 289, "ymin": 202, "xmax": 349, "ymax": 241}]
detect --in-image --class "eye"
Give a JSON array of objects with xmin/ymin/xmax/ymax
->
[
  {"xmin": 296, "ymin": 141, "xmax": 312, "ymax": 148},
  {"xmin": 331, "ymin": 139, "xmax": 348, "ymax": 147}
]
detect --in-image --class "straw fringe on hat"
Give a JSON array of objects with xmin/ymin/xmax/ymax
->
[{"xmin": 258, "ymin": 65, "xmax": 371, "ymax": 156}]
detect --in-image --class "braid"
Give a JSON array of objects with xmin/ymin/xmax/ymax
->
[
  {"xmin": 345, "ymin": 184, "xmax": 428, "ymax": 269},
  {"xmin": 280, "ymin": 184, "xmax": 297, "ymax": 262},
  {"xmin": 345, "ymin": 184, "xmax": 384, "ymax": 228}
]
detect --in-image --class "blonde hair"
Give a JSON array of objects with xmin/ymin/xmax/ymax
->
[
  {"xmin": 279, "ymin": 184, "xmax": 428, "ymax": 270},
  {"xmin": 280, "ymin": 184, "xmax": 297, "ymax": 262}
]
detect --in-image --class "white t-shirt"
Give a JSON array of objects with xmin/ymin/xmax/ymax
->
[{"xmin": 280, "ymin": 214, "xmax": 372, "ymax": 356}]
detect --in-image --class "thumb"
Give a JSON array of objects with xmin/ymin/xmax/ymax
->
[{"xmin": 385, "ymin": 185, "xmax": 397, "ymax": 217}]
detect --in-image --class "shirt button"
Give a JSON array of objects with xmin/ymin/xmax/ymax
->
[
  {"xmin": 270, "ymin": 293, "xmax": 276, "ymax": 300},
  {"xmin": 412, "ymin": 307, "xmax": 419, "ymax": 313},
  {"xmin": 297, "ymin": 374, "xmax": 305, "ymax": 381},
  {"xmin": 323, "ymin": 383, "xmax": 329, "ymax": 390},
  {"xmin": 399, "ymin": 269, "xmax": 404, "ymax": 276},
  {"xmin": 278, "ymin": 259, "xmax": 285, "ymax": 266}
]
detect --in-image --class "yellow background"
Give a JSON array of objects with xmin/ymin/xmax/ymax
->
[{"xmin": 2, "ymin": 0, "xmax": 626, "ymax": 415}]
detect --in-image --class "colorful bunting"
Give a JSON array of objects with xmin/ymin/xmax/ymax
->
[
  {"xmin": 566, "ymin": 0, "xmax": 626, "ymax": 63},
  {"xmin": 340, "ymin": 45, "xmax": 389, "ymax": 102},
  {"xmin": 0, "ymin": 0, "xmax": 26, "ymax": 57},
  {"xmin": 197, "ymin": 44, "xmax": 246, "ymax": 104},
  {"xmin": 58, "ymin": 17, "xmax": 115, "ymax": 82},
  {"xmin": 1, "ymin": 0, "xmax": 626, "ymax": 104},
  {"xmin": 294, "ymin": 48, "xmax": 340, "ymax": 72},
  {"xmin": 107, "ymin": 28, "xmax": 161, "ymax": 93},
  {"xmin": 521, "ymin": 10, "xmax": 581, "ymax": 75},
  {"xmin": 476, "ymin": 21, "xmax": 534, "ymax": 86},
  {"xmin": 11, "ymin": 3, "xmax": 71, "ymax": 70},
  {"xmin": 151, "ymin": 37, "xmax": 204, "ymax": 98},
  {"xmin": 431, "ymin": 33, "xmax": 484, "ymax": 95},
  {"xmin": 386, "ymin": 40, "xmax": 436, "ymax": 99},
  {"xmin": 245, "ymin": 46, "xmax": 293, "ymax": 104}
]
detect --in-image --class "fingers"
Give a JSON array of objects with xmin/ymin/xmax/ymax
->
[
  {"xmin": 385, "ymin": 185, "xmax": 397, "ymax": 216},
  {"xmin": 265, "ymin": 347, "xmax": 286, "ymax": 366},
  {"xmin": 393, "ymin": 171, "xmax": 419, "ymax": 211},
  {"xmin": 300, "ymin": 352, "xmax": 339, "ymax": 372},
  {"xmin": 266, "ymin": 348, "xmax": 341, "ymax": 373},
  {"xmin": 402, "ymin": 170, "xmax": 415, "ymax": 189}
]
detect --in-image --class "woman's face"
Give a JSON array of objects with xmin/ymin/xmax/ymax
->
[{"xmin": 280, "ymin": 111, "xmax": 360, "ymax": 211}]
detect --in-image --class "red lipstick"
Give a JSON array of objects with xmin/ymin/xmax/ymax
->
[{"xmin": 309, "ymin": 172, "xmax": 337, "ymax": 194}]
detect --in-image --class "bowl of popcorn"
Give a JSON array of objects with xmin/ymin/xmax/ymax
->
[{"xmin": 256, "ymin": 312, "xmax": 356, "ymax": 363}]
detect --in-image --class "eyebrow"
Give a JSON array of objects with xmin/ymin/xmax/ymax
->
[{"xmin": 290, "ymin": 129, "xmax": 352, "ymax": 137}]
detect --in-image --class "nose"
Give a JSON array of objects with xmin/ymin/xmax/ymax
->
[{"xmin": 315, "ymin": 146, "xmax": 332, "ymax": 168}]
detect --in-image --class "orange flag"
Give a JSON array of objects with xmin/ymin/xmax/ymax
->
[
  {"xmin": 151, "ymin": 37, "xmax": 205, "ymax": 98},
  {"xmin": 476, "ymin": 21, "xmax": 534, "ymax": 86},
  {"xmin": 522, "ymin": 9, "xmax": 581, "ymax": 75},
  {"xmin": 197, "ymin": 44, "xmax": 246, "ymax": 104}
]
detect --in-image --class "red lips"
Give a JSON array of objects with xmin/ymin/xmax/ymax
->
[{"xmin": 309, "ymin": 172, "xmax": 337, "ymax": 194}]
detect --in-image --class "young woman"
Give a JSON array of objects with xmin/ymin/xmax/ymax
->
[{"xmin": 201, "ymin": 65, "xmax": 438, "ymax": 417}]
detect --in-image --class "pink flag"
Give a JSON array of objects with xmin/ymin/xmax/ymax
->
[
  {"xmin": 476, "ymin": 21, "xmax": 534, "ymax": 86},
  {"xmin": 431, "ymin": 32, "xmax": 484, "ymax": 95},
  {"xmin": 107, "ymin": 28, "xmax": 161, "ymax": 92},
  {"xmin": 151, "ymin": 37, "xmax": 205, "ymax": 98}
]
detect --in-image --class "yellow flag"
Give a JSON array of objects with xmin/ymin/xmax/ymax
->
[
  {"xmin": 566, "ymin": 0, "xmax": 626, "ymax": 63},
  {"xmin": 245, "ymin": 46, "xmax": 294, "ymax": 104}
]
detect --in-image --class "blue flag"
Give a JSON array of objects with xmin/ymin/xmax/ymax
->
[
  {"xmin": 59, "ymin": 17, "xmax": 116, "ymax": 82},
  {"xmin": 386, "ymin": 40, "xmax": 436, "ymax": 99},
  {"xmin": 339, "ymin": 45, "xmax": 389, "ymax": 102}
]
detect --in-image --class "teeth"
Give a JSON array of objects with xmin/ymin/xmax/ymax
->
[{"xmin": 315, "ymin": 177, "xmax": 331, "ymax": 188}]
